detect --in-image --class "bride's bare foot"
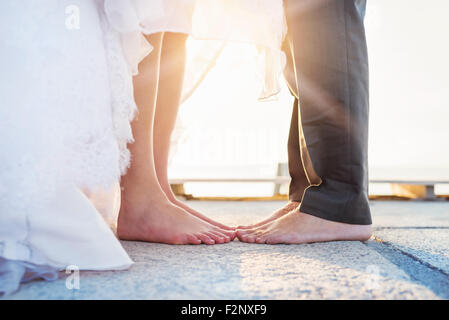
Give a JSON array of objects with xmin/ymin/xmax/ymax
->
[
  {"xmin": 236, "ymin": 201, "xmax": 300, "ymax": 229},
  {"xmin": 120, "ymin": 33, "xmax": 236, "ymax": 245},
  {"xmin": 118, "ymin": 180, "xmax": 235, "ymax": 245},
  {"xmin": 163, "ymin": 187, "xmax": 234, "ymax": 230},
  {"xmin": 236, "ymin": 209, "xmax": 372, "ymax": 244}
]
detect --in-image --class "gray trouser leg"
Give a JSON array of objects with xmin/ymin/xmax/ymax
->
[{"xmin": 283, "ymin": 0, "xmax": 371, "ymax": 225}]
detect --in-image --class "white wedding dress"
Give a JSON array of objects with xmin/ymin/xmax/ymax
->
[{"xmin": 0, "ymin": 0, "xmax": 286, "ymax": 295}]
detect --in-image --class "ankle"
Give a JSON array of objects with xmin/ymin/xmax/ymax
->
[
  {"xmin": 286, "ymin": 201, "xmax": 300, "ymax": 210},
  {"xmin": 156, "ymin": 181, "xmax": 178, "ymax": 202}
]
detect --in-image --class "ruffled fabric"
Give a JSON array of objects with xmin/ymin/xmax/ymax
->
[
  {"xmin": 0, "ymin": 184, "xmax": 133, "ymax": 296},
  {"xmin": 98, "ymin": 4, "xmax": 139, "ymax": 176},
  {"xmin": 104, "ymin": 0, "xmax": 287, "ymax": 99},
  {"xmin": 0, "ymin": 0, "xmax": 133, "ymax": 296}
]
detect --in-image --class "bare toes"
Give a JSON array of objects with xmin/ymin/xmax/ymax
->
[
  {"xmin": 213, "ymin": 231, "xmax": 231, "ymax": 242},
  {"xmin": 266, "ymin": 235, "xmax": 284, "ymax": 244},
  {"xmin": 215, "ymin": 231, "xmax": 231, "ymax": 243},
  {"xmin": 197, "ymin": 233, "xmax": 215, "ymax": 245},
  {"xmin": 186, "ymin": 234, "xmax": 201, "ymax": 245},
  {"xmin": 235, "ymin": 230, "xmax": 247, "ymax": 241},
  {"xmin": 255, "ymin": 236, "xmax": 266, "ymax": 244},
  {"xmin": 218, "ymin": 228, "xmax": 236, "ymax": 240},
  {"xmin": 254, "ymin": 231, "xmax": 269, "ymax": 244},
  {"xmin": 236, "ymin": 228, "xmax": 255, "ymax": 238},
  {"xmin": 207, "ymin": 231, "xmax": 225, "ymax": 244},
  {"xmin": 243, "ymin": 233, "xmax": 257, "ymax": 243},
  {"xmin": 237, "ymin": 228, "xmax": 260, "ymax": 242},
  {"xmin": 228, "ymin": 230, "xmax": 237, "ymax": 240}
]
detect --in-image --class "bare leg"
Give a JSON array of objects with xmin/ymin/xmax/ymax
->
[
  {"xmin": 153, "ymin": 32, "xmax": 233, "ymax": 230},
  {"xmin": 118, "ymin": 33, "xmax": 235, "ymax": 244}
]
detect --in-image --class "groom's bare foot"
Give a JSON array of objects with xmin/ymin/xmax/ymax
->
[
  {"xmin": 237, "ymin": 201, "xmax": 300, "ymax": 229},
  {"xmin": 118, "ymin": 180, "xmax": 235, "ymax": 245},
  {"xmin": 236, "ymin": 209, "xmax": 372, "ymax": 244}
]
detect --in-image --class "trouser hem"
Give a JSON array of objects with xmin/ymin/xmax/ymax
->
[{"xmin": 299, "ymin": 202, "xmax": 372, "ymax": 225}]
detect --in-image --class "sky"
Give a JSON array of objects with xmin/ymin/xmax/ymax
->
[
  {"xmin": 169, "ymin": 0, "xmax": 449, "ymax": 194},
  {"xmin": 365, "ymin": 0, "xmax": 449, "ymax": 172}
]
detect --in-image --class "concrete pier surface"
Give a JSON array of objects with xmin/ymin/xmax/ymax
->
[{"xmin": 3, "ymin": 200, "xmax": 449, "ymax": 300}]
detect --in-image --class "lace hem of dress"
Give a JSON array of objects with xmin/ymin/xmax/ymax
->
[{"xmin": 99, "ymin": 5, "xmax": 138, "ymax": 175}]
